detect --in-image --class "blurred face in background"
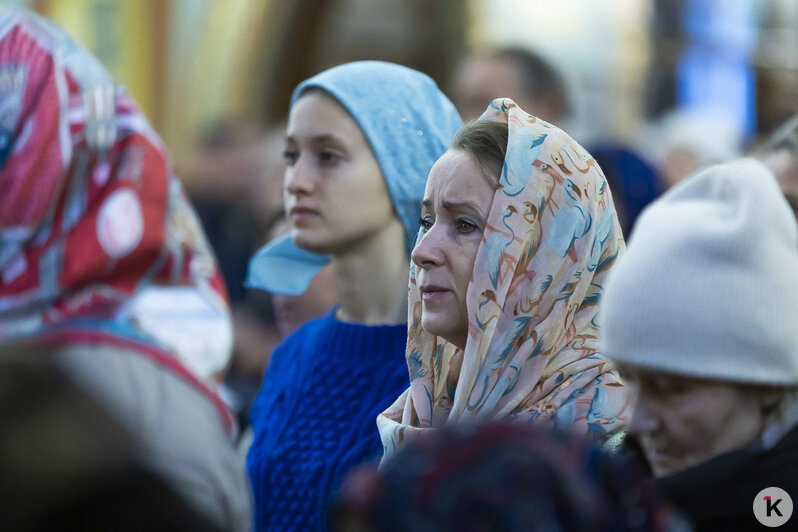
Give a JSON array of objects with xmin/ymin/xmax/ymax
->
[
  {"xmin": 189, "ymin": 122, "xmax": 283, "ymax": 218},
  {"xmin": 254, "ymin": 123, "xmax": 291, "ymax": 226},
  {"xmin": 411, "ymin": 150, "xmax": 495, "ymax": 349},
  {"xmin": 452, "ymin": 55, "xmax": 562, "ymax": 124},
  {"xmin": 660, "ymin": 145, "xmax": 701, "ymax": 190},
  {"xmin": 620, "ymin": 365, "xmax": 776, "ymax": 478},
  {"xmin": 453, "ymin": 56, "xmax": 524, "ymax": 122},
  {"xmin": 282, "ymin": 90, "xmax": 399, "ymax": 256}
]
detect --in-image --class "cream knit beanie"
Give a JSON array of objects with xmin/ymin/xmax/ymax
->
[{"xmin": 599, "ymin": 158, "xmax": 798, "ymax": 385}]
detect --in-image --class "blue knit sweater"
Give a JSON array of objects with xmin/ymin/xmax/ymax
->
[{"xmin": 246, "ymin": 309, "xmax": 409, "ymax": 531}]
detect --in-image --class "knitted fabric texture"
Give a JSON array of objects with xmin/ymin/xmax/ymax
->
[
  {"xmin": 599, "ymin": 158, "xmax": 798, "ymax": 385},
  {"xmin": 246, "ymin": 310, "xmax": 409, "ymax": 531}
]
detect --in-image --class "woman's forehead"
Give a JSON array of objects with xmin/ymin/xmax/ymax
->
[
  {"xmin": 424, "ymin": 151, "xmax": 495, "ymax": 207},
  {"xmin": 287, "ymin": 91, "xmax": 363, "ymax": 142}
]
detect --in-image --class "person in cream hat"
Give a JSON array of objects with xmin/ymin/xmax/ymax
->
[{"xmin": 600, "ymin": 157, "xmax": 798, "ymax": 530}]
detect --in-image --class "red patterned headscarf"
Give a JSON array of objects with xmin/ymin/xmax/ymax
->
[{"xmin": 0, "ymin": 9, "xmax": 231, "ymax": 383}]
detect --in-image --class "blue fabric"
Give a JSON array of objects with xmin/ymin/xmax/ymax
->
[
  {"xmin": 246, "ymin": 309, "xmax": 409, "ymax": 531},
  {"xmin": 589, "ymin": 145, "xmax": 663, "ymax": 235},
  {"xmin": 244, "ymin": 233, "xmax": 330, "ymax": 296},
  {"xmin": 246, "ymin": 61, "xmax": 461, "ymax": 295}
]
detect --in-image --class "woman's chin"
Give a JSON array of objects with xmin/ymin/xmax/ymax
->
[
  {"xmin": 420, "ymin": 315, "xmax": 466, "ymax": 349},
  {"xmin": 291, "ymin": 233, "xmax": 330, "ymax": 255},
  {"xmin": 420, "ymin": 314, "xmax": 446, "ymax": 339}
]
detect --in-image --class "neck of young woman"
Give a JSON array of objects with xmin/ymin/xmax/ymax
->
[{"xmin": 331, "ymin": 221, "xmax": 409, "ymax": 325}]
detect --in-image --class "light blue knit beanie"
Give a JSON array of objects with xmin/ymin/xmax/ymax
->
[{"xmin": 246, "ymin": 61, "xmax": 462, "ymax": 295}]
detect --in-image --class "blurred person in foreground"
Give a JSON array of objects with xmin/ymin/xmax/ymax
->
[
  {"xmin": 244, "ymin": 61, "xmax": 462, "ymax": 531},
  {"xmin": 600, "ymin": 158, "xmax": 798, "ymax": 530},
  {"xmin": 452, "ymin": 47, "xmax": 569, "ymax": 124},
  {"xmin": 0, "ymin": 352, "xmax": 224, "ymax": 532},
  {"xmin": 333, "ymin": 423, "xmax": 687, "ymax": 532},
  {"xmin": 0, "ymin": 8, "xmax": 250, "ymax": 530},
  {"xmin": 378, "ymin": 99, "xmax": 629, "ymax": 459}
]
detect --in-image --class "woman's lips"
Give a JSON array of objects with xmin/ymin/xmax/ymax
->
[
  {"xmin": 420, "ymin": 285, "xmax": 450, "ymax": 301},
  {"xmin": 642, "ymin": 445, "xmax": 676, "ymax": 474},
  {"xmin": 289, "ymin": 206, "xmax": 320, "ymax": 222}
]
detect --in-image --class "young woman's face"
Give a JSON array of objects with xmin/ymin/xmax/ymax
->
[
  {"xmin": 621, "ymin": 365, "xmax": 773, "ymax": 477},
  {"xmin": 412, "ymin": 150, "xmax": 495, "ymax": 349},
  {"xmin": 283, "ymin": 91, "xmax": 396, "ymax": 255}
]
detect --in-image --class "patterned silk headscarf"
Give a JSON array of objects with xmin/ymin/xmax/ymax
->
[
  {"xmin": 0, "ymin": 8, "xmax": 231, "ymax": 383},
  {"xmin": 378, "ymin": 99, "xmax": 629, "ymax": 457}
]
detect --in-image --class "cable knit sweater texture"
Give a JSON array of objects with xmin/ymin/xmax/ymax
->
[{"xmin": 246, "ymin": 309, "xmax": 409, "ymax": 531}]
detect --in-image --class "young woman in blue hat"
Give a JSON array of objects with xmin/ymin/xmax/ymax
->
[{"xmin": 245, "ymin": 61, "xmax": 461, "ymax": 531}]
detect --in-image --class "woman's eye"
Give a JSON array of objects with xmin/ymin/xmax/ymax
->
[
  {"xmin": 283, "ymin": 150, "xmax": 298, "ymax": 166},
  {"xmin": 644, "ymin": 375, "xmax": 688, "ymax": 396},
  {"xmin": 319, "ymin": 151, "xmax": 341, "ymax": 164},
  {"xmin": 418, "ymin": 217, "xmax": 433, "ymax": 232},
  {"xmin": 456, "ymin": 219, "xmax": 477, "ymax": 233}
]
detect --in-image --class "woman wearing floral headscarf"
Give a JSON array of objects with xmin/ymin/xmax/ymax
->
[
  {"xmin": 379, "ymin": 98, "xmax": 629, "ymax": 456},
  {"xmin": 0, "ymin": 8, "xmax": 249, "ymax": 530}
]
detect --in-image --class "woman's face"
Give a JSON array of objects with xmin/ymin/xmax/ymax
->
[
  {"xmin": 283, "ymin": 91, "xmax": 397, "ymax": 255},
  {"xmin": 621, "ymin": 365, "xmax": 775, "ymax": 477},
  {"xmin": 412, "ymin": 150, "xmax": 495, "ymax": 349}
]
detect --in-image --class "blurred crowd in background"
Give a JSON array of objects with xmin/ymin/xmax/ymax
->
[{"xmin": 16, "ymin": 0, "xmax": 798, "ymax": 158}]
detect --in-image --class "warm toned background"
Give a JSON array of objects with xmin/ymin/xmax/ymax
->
[{"xmin": 17, "ymin": 0, "xmax": 798, "ymax": 177}]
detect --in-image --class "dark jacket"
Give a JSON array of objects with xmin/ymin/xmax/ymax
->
[{"xmin": 657, "ymin": 424, "xmax": 798, "ymax": 531}]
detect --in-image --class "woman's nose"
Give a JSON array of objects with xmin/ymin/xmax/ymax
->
[
  {"xmin": 285, "ymin": 157, "xmax": 315, "ymax": 195},
  {"xmin": 628, "ymin": 394, "xmax": 661, "ymax": 437},
  {"xmin": 411, "ymin": 227, "xmax": 444, "ymax": 269}
]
